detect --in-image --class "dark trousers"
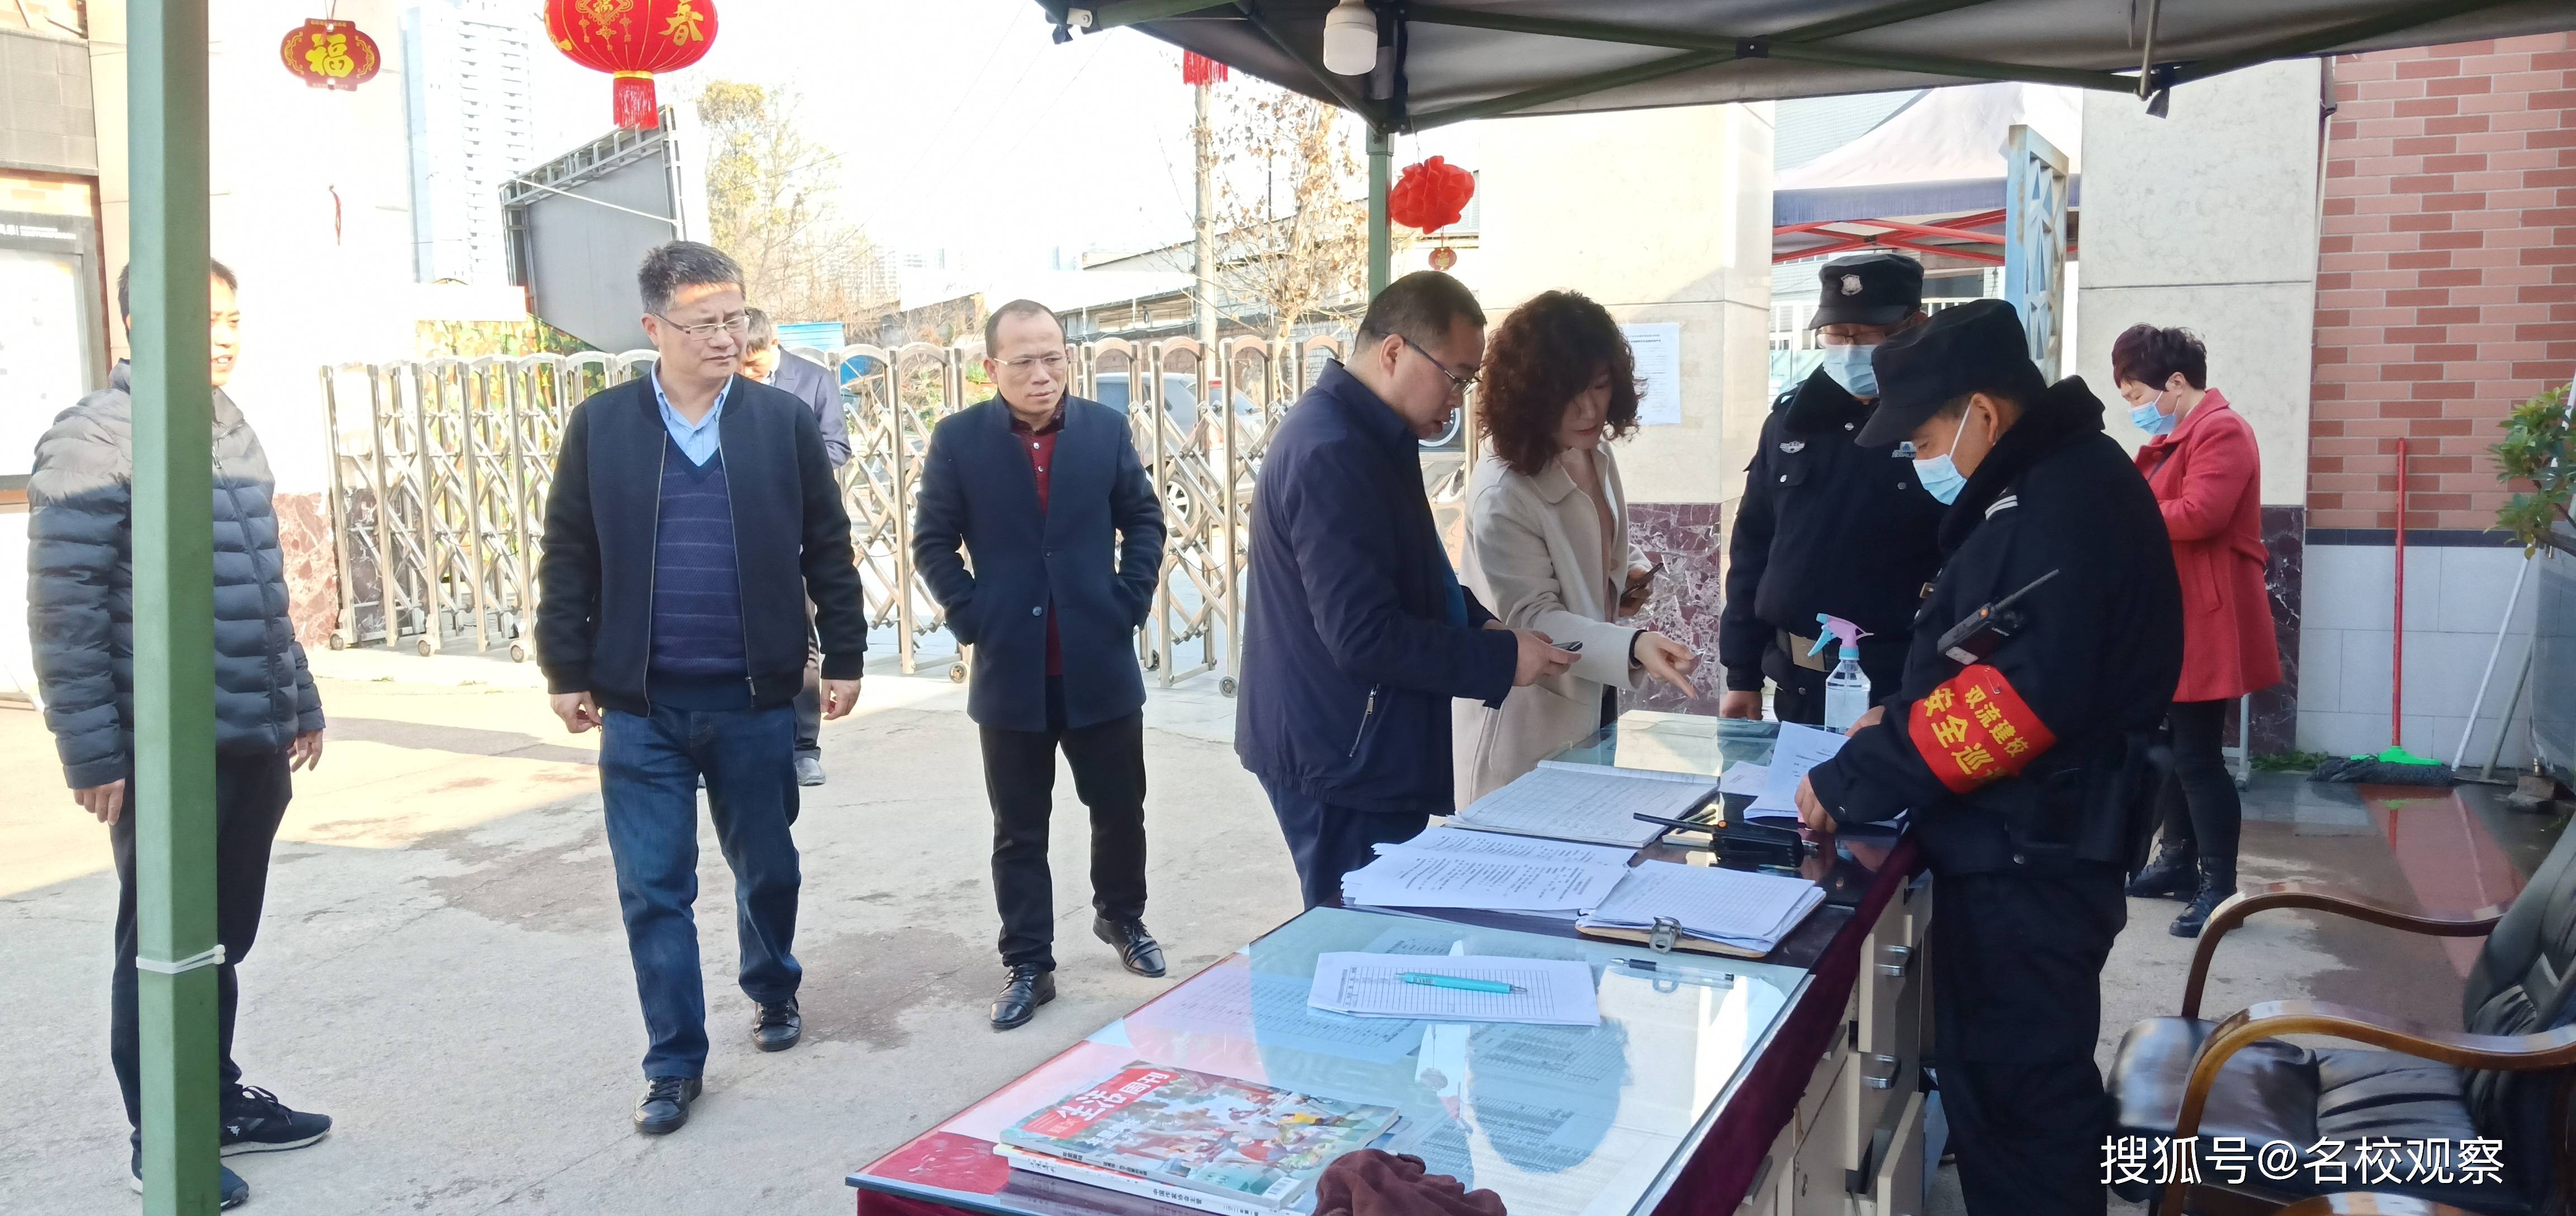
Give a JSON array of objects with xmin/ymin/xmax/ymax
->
[
  {"xmin": 1929, "ymin": 865, "xmax": 2126, "ymax": 1216},
  {"xmin": 110, "ymin": 749, "xmax": 294, "ymax": 1130},
  {"xmin": 599, "ymin": 704, "xmax": 803, "ymax": 1079},
  {"xmin": 2154, "ymin": 699, "xmax": 2240, "ymax": 876},
  {"xmin": 979, "ymin": 678, "xmax": 1148, "ymax": 971},
  {"xmin": 793, "ymin": 602, "xmax": 822, "ymax": 759},
  {"xmin": 1257, "ymin": 778, "xmax": 1429, "ymax": 911}
]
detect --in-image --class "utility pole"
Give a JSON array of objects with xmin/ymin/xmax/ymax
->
[{"xmin": 130, "ymin": 1, "xmax": 222, "ymax": 1212}]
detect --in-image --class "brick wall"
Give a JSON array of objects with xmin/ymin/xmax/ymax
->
[{"xmin": 2309, "ymin": 34, "xmax": 2576, "ymax": 533}]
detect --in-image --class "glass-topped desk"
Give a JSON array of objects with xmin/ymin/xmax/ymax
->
[
  {"xmin": 850, "ymin": 712, "xmax": 1926, "ymax": 1216},
  {"xmin": 851, "ymin": 908, "xmax": 1801, "ymax": 1216}
]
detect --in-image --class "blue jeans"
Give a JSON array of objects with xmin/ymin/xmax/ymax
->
[{"xmin": 600, "ymin": 704, "xmax": 803, "ymax": 1079}]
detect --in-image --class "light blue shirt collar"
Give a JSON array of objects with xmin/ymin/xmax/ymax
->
[{"xmin": 652, "ymin": 369, "xmax": 732, "ymax": 467}]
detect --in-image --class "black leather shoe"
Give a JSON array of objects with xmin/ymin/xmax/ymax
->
[
  {"xmin": 753, "ymin": 999, "xmax": 802, "ymax": 1052},
  {"xmin": 633, "ymin": 1075, "xmax": 702, "ymax": 1135},
  {"xmin": 990, "ymin": 964, "xmax": 1056, "ymax": 1030},
  {"xmin": 1094, "ymin": 917, "xmax": 1167, "ymax": 978}
]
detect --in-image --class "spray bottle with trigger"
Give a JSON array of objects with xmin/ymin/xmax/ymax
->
[{"xmin": 1810, "ymin": 613, "xmax": 1873, "ymax": 733}]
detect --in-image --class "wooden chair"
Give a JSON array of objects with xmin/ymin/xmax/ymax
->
[
  {"xmin": 2277, "ymin": 1195, "xmax": 2481, "ymax": 1216},
  {"xmin": 2104, "ymin": 822, "xmax": 2576, "ymax": 1216}
]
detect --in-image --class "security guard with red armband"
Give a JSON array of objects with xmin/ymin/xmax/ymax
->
[{"xmin": 1792, "ymin": 299, "xmax": 2183, "ymax": 1216}]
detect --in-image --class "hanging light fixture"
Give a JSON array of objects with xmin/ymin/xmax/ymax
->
[{"xmin": 1322, "ymin": 0, "xmax": 1377, "ymax": 77}]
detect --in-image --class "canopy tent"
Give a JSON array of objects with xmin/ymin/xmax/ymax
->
[
  {"xmin": 1054, "ymin": 0, "xmax": 2575, "ymax": 290},
  {"xmin": 1051, "ymin": 0, "xmax": 2572, "ymax": 129},
  {"xmin": 1774, "ymin": 81, "xmax": 2085, "ymax": 264}
]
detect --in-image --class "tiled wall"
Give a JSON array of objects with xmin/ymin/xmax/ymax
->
[
  {"xmin": 2296, "ymin": 541, "xmax": 2545, "ymax": 766},
  {"xmin": 2308, "ymin": 34, "xmax": 2576, "ymax": 534}
]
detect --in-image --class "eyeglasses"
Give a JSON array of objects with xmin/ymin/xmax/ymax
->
[
  {"xmin": 655, "ymin": 312, "xmax": 751, "ymax": 341},
  {"xmin": 1401, "ymin": 335, "xmax": 1478, "ymax": 394},
  {"xmin": 993, "ymin": 352, "xmax": 1069, "ymax": 374}
]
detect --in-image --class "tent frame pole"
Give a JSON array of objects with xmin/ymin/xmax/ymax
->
[
  {"xmin": 129, "ymin": 1, "xmax": 222, "ymax": 1213},
  {"xmin": 1368, "ymin": 127, "xmax": 1391, "ymax": 295}
]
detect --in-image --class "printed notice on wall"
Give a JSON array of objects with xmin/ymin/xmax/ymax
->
[{"xmin": 1622, "ymin": 322, "xmax": 1683, "ymax": 426}]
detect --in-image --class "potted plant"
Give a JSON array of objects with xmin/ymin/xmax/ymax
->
[{"xmin": 2493, "ymin": 382, "xmax": 2574, "ymax": 557}]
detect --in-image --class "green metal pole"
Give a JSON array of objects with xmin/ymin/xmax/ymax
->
[
  {"xmin": 1367, "ymin": 127, "xmax": 1391, "ymax": 295},
  {"xmin": 129, "ymin": 2, "xmax": 221, "ymax": 1213}
]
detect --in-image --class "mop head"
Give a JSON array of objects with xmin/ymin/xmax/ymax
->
[{"xmin": 2309, "ymin": 746, "xmax": 2457, "ymax": 786}]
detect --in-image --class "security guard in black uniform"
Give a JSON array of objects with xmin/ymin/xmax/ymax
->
[
  {"xmin": 1793, "ymin": 300, "xmax": 2182, "ymax": 1215},
  {"xmin": 1721, "ymin": 253, "xmax": 1945, "ymax": 724}
]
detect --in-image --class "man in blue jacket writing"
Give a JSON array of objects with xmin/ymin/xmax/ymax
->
[{"xmin": 1237, "ymin": 271, "xmax": 1576, "ymax": 909}]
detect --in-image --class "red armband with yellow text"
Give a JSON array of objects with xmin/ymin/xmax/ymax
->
[{"xmin": 1907, "ymin": 663, "xmax": 2058, "ymax": 794}]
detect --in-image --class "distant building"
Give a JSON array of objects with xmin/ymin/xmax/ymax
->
[{"xmin": 402, "ymin": 0, "xmax": 536, "ymax": 285}]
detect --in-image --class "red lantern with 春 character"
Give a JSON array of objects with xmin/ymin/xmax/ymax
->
[
  {"xmin": 280, "ymin": 18, "xmax": 381, "ymax": 92},
  {"xmin": 546, "ymin": 0, "xmax": 720, "ymax": 131},
  {"xmin": 1386, "ymin": 156, "xmax": 1475, "ymax": 234}
]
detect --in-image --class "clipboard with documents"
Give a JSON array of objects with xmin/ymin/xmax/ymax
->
[{"xmin": 1574, "ymin": 861, "xmax": 1827, "ymax": 959}]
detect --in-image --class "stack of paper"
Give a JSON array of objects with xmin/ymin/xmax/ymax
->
[
  {"xmin": 1339, "ymin": 826, "xmax": 1637, "ymax": 913},
  {"xmin": 1306, "ymin": 952, "xmax": 1601, "ymax": 1027},
  {"xmin": 1452, "ymin": 761, "xmax": 1719, "ymax": 847},
  {"xmin": 1576, "ymin": 861, "xmax": 1825, "ymax": 955},
  {"xmin": 1746, "ymin": 724, "xmax": 1849, "ymax": 820}
]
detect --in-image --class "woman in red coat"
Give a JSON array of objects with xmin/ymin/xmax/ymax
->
[{"xmin": 2114, "ymin": 325, "xmax": 2284, "ymax": 937}]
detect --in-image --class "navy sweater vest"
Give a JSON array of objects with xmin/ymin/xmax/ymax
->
[{"xmin": 647, "ymin": 436, "xmax": 749, "ymax": 704}]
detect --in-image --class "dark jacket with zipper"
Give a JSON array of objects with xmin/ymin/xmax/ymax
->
[
  {"xmin": 26, "ymin": 361, "xmax": 324, "ymax": 788},
  {"xmin": 911, "ymin": 395, "xmax": 1165, "ymax": 733},
  {"xmin": 1235, "ymin": 362, "xmax": 1516, "ymax": 816},
  {"xmin": 1720, "ymin": 368, "xmax": 1945, "ymax": 695},
  {"xmin": 535, "ymin": 374, "xmax": 865, "ymax": 715},
  {"xmin": 1807, "ymin": 377, "xmax": 2182, "ymax": 877}
]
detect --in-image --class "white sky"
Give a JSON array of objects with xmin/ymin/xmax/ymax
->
[{"xmin": 522, "ymin": 0, "xmax": 1212, "ymax": 268}]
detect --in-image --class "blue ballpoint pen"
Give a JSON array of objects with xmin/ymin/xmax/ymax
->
[{"xmin": 1400, "ymin": 972, "xmax": 1524, "ymax": 995}]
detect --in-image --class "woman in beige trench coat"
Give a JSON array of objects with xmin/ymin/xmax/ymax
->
[{"xmin": 1454, "ymin": 291, "xmax": 1700, "ymax": 806}]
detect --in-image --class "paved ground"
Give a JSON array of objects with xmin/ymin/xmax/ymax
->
[{"xmin": 0, "ymin": 650, "xmax": 2545, "ymax": 1215}]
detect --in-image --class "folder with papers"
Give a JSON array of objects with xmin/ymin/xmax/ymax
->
[
  {"xmin": 1452, "ymin": 762, "xmax": 1718, "ymax": 848},
  {"xmin": 1338, "ymin": 825, "xmax": 1637, "ymax": 913}
]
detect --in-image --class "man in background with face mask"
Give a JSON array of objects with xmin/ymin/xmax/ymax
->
[
  {"xmin": 1719, "ymin": 253, "xmax": 1944, "ymax": 724},
  {"xmin": 1793, "ymin": 300, "xmax": 2182, "ymax": 1215}
]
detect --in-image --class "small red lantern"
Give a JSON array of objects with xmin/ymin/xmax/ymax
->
[
  {"xmin": 546, "ymin": 0, "xmax": 720, "ymax": 131},
  {"xmin": 1387, "ymin": 156, "xmax": 1475, "ymax": 234},
  {"xmin": 280, "ymin": 18, "xmax": 381, "ymax": 92},
  {"xmin": 1182, "ymin": 51, "xmax": 1229, "ymax": 86}
]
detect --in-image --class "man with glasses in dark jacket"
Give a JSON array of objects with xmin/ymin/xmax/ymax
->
[
  {"xmin": 536, "ymin": 241, "xmax": 868, "ymax": 1136},
  {"xmin": 1235, "ymin": 271, "xmax": 1576, "ymax": 910},
  {"xmin": 29, "ymin": 261, "xmax": 332, "ymax": 1209}
]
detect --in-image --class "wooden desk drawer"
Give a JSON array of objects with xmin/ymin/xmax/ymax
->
[
  {"xmin": 1855, "ymin": 889, "xmax": 1922, "ymax": 1062},
  {"xmin": 1858, "ymin": 1090, "xmax": 1928, "ymax": 1216},
  {"xmin": 1795, "ymin": 989, "xmax": 1857, "ymax": 1137},
  {"xmin": 1742, "ymin": 1122, "xmax": 1794, "ymax": 1214},
  {"xmin": 1789, "ymin": 1053, "xmax": 1858, "ymax": 1216}
]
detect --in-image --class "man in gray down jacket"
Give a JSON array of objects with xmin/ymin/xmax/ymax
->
[{"xmin": 28, "ymin": 262, "xmax": 333, "ymax": 1208}]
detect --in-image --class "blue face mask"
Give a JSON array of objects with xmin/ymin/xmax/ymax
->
[
  {"xmin": 2129, "ymin": 389, "xmax": 2179, "ymax": 436},
  {"xmin": 1819, "ymin": 344, "xmax": 1879, "ymax": 397},
  {"xmin": 1912, "ymin": 410, "xmax": 1980, "ymax": 506}
]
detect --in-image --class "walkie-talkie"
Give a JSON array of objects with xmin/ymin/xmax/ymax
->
[{"xmin": 1933, "ymin": 569, "xmax": 2061, "ymax": 666}]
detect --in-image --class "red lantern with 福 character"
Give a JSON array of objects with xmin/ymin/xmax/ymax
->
[
  {"xmin": 279, "ymin": 18, "xmax": 381, "ymax": 92},
  {"xmin": 546, "ymin": 0, "xmax": 720, "ymax": 131}
]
